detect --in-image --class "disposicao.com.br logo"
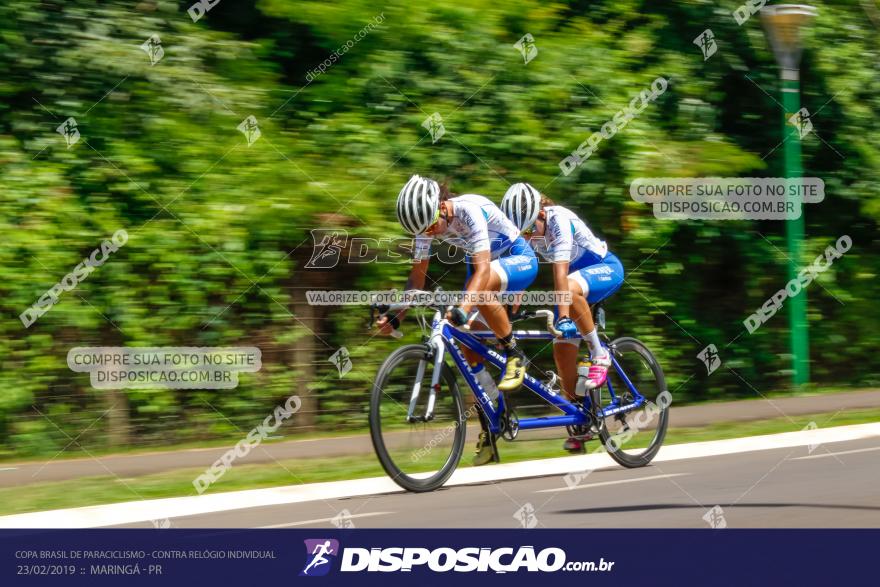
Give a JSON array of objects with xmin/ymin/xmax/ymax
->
[{"xmin": 300, "ymin": 540, "xmax": 614, "ymax": 575}]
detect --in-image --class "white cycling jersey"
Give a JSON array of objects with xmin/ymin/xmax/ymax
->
[
  {"xmin": 413, "ymin": 194, "xmax": 520, "ymax": 261},
  {"xmin": 531, "ymin": 205, "xmax": 608, "ymax": 266}
]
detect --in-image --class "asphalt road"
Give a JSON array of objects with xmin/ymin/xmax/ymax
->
[
  {"xmin": 111, "ymin": 435, "xmax": 880, "ymax": 529},
  {"xmin": 3, "ymin": 389, "xmax": 878, "ymax": 488}
]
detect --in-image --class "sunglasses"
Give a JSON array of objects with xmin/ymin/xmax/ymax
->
[{"xmin": 423, "ymin": 208, "xmax": 445, "ymax": 234}]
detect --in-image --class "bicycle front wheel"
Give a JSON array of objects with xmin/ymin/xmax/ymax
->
[
  {"xmin": 369, "ymin": 344, "xmax": 465, "ymax": 492},
  {"xmin": 590, "ymin": 337, "xmax": 669, "ymax": 468}
]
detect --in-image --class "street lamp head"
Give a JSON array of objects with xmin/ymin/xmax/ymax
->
[{"xmin": 761, "ymin": 4, "xmax": 818, "ymax": 73}]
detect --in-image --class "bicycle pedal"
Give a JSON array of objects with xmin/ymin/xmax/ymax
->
[{"xmin": 563, "ymin": 437, "xmax": 588, "ymax": 453}]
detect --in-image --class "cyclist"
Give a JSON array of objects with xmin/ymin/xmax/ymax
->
[
  {"xmin": 501, "ymin": 183, "xmax": 624, "ymax": 453},
  {"xmin": 376, "ymin": 175, "xmax": 538, "ymax": 465}
]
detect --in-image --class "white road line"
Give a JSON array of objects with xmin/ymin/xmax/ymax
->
[
  {"xmin": 792, "ymin": 445, "xmax": 880, "ymax": 461},
  {"xmin": 2, "ymin": 421, "xmax": 879, "ymax": 529},
  {"xmin": 260, "ymin": 511, "xmax": 393, "ymax": 529},
  {"xmin": 0, "ymin": 468, "xmax": 17, "ymax": 472},
  {"xmin": 535, "ymin": 473, "xmax": 690, "ymax": 494}
]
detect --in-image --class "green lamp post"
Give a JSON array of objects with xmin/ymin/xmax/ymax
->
[{"xmin": 760, "ymin": 4, "xmax": 817, "ymax": 388}]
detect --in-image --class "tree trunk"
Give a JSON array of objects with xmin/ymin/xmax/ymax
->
[{"xmin": 105, "ymin": 387, "xmax": 131, "ymax": 446}]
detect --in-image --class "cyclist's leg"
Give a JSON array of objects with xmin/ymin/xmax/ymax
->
[
  {"xmin": 475, "ymin": 237, "xmax": 538, "ymax": 331},
  {"xmin": 553, "ymin": 337, "xmax": 580, "ymax": 399},
  {"xmin": 553, "ymin": 254, "xmax": 602, "ymax": 398},
  {"xmin": 471, "ymin": 270, "xmax": 509, "ymax": 338},
  {"xmin": 484, "ymin": 238, "xmax": 538, "ymax": 391},
  {"xmin": 555, "ymin": 334, "xmax": 590, "ymax": 453},
  {"xmin": 569, "ymin": 253, "xmax": 624, "ymax": 388},
  {"xmin": 569, "ymin": 252, "xmax": 624, "ymax": 338},
  {"xmin": 459, "ymin": 264, "xmax": 506, "ymax": 466},
  {"xmin": 459, "ymin": 255, "xmax": 524, "ymax": 360},
  {"xmin": 469, "ymin": 241, "xmax": 538, "ymax": 464},
  {"xmin": 569, "ymin": 280, "xmax": 596, "ymax": 335},
  {"xmin": 460, "ymin": 312, "xmax": 500, "ymax": 405},
  {"xmin": 556, "ymin": 254, "xmax": 624, "ymax": 452},
  {"xmin": 459, "ymin": 259, "xmax": 488, "ymax": 366},
  {"xmin": 472, "ymin": 402, "xmax": 500, "ymax": 466},
  {"xmin": 463, "ymin": 302, "xmax": 503, "ymax": 467}
]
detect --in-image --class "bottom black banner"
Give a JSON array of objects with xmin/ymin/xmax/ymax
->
[{"xmin": 1, "ymin": 529, "xmax": 875, "ymax": 585}]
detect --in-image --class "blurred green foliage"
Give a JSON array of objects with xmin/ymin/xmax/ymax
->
[{"xmin": 0, "ymin": 0, "xmax": 877, "ymax": 456}]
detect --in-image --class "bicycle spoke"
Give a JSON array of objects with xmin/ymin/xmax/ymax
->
[{"xmin": 370, "ymin": 346, "xmax": 465, "ymax": 491}]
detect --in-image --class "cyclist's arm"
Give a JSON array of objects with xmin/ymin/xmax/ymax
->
[
  {"xmin": 405, "ymin": 258, "xmax": 430, "ymax": 292},
  {"xmin": 376, "ymin": 258, "xmax": 429, "ymax": 334},
  {"xmin": 552, "ymin": 260, "xmax": 571, "ymax": 319},
  {"xmin": 547, "ymin": 213, "xmax": 573, "ymax": 319},
  {"xmin": 461, "ymin": 249, "xmax": 491, "ymax": 314}
]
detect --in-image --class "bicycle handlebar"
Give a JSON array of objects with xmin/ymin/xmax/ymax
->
[
  {"xmin": 535, "ymin": 309, "xmax": 564, "ymax": 337},
  {"xmin": 506, "ymin": 308, "xmax": 563, "ymax": 337}
]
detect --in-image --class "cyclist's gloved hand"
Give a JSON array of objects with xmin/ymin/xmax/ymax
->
[
  {"xmin": 555, "ymin": 316, "xmax": 579, "ymax": 339},
  {"xmin": 381, "ymin": 314, "xmax": 400, "ymax": 329},
  {"xmin": 376, "ymin": 312, "xmax": 400, "ymax": 337},
  {"xmin": 447, "ymin": 307, "xmax": 468, "ymax": 326}
]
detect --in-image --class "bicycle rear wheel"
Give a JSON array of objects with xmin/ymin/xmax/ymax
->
[
  {"xmin": 589, "ymin": 337, "xmax": 669, "ymax": 468},
  {"xmin": 369, "ymin": 344, "xmax": 465, "ymax": 492}
]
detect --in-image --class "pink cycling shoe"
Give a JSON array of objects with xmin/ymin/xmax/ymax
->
[{"xmin": 579, "ymin": 352, "xmax": 611, "ymax": 390}]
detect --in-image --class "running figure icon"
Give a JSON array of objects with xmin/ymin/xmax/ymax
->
[{"xmin": 301, "ymin": 539, "xmax": 338, "ymax": 576}]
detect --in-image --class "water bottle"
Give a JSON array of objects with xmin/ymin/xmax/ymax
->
[
  {"xmin": 574, "ymin": 358, "xmax": 592, "ymax": 397},
  {"xmin": 474, "ymin": 365, "xmax": 499, "ymax": 402}
]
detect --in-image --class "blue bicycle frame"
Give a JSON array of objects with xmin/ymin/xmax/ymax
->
[{"xmin": 411, "ymin": 312, "xmax": 648, "ymax": 435}]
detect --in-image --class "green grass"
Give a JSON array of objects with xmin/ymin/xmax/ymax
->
[
  {"xmin": 0, "ymin": 426, "xmax": 371, "ymax": 464},
  {"xmin": 1, "ymin": 385, "xmax": 872, "ymax": 464},
  {"xmin": 0, "ymin": 407, "xmax": 877, "ymax": 517}
]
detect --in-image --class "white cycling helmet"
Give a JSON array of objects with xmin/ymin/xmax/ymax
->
[
  {"xmin": 501, "ymin": 182, "xmax": 541, "ymax": 232},
  {"xmin": 396, "ymin": 175, "xmax": 440, "ymax": 235}
]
